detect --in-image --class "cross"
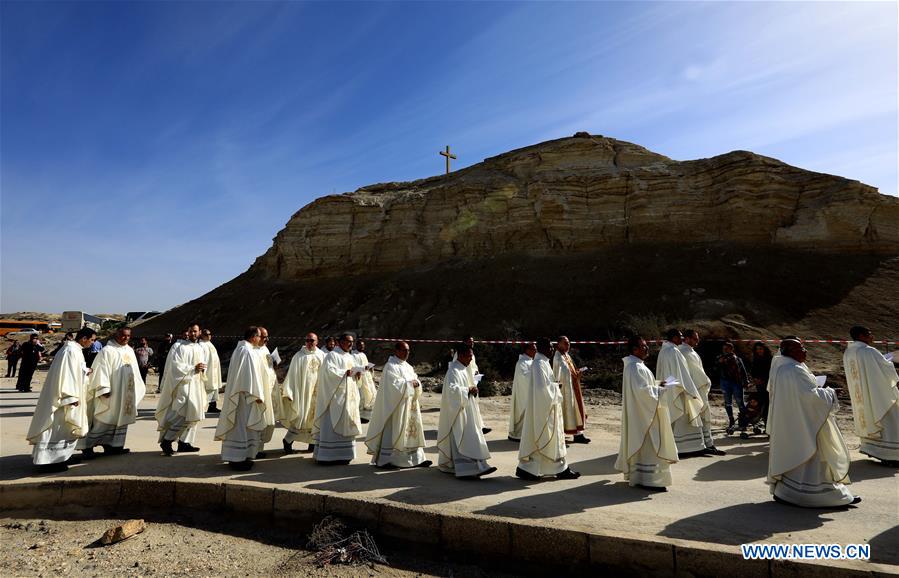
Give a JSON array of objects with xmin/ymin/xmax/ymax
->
[{"xmin": 439, "ymin": 145, "xmax": 457, "ymax": 175}]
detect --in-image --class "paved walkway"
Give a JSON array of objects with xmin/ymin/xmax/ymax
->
[{"xmin": 1, "ymin": 373, "xmax": 896, "ymax": 572}]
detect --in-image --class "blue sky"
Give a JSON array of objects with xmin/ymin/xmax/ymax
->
[{"xmin": 2, "ymin": 1, "xmax": 896, "ymax": 314}]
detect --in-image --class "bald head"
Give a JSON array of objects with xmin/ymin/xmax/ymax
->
[{"xmin": 781, "ymin": 338, "xmax": 806, "ymax": 363}]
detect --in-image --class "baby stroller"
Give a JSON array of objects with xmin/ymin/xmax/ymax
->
[{"xmin": 738, "ymin": 389, "xmax": 767, "ymax": 439}]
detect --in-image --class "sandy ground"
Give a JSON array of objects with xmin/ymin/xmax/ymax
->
[
  {"xmin": 1, "ymin": 365, "xmax": 897, "ymax": 574},
  {"xmin": 0, "ymin": 515, "xmax": 514, "ymax": 577}
]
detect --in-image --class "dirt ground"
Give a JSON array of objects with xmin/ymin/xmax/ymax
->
[{"xmin": 0, "ymin": 514, "xmax": 514, "ymax": 578}]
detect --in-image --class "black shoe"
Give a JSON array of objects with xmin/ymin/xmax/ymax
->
[
  {"xmin": 725, "ymin": 424, "xmax": 736, "ymax": 435},
  {"xmin": 556, "ymin": 468, "xmax": 581, "ymax": 480},
  {"xmin": 515, "ymin": 467, "xmax": 540, "ymax": 481},
  {"xmin": 207, "ymin": 403, "xmax": 220, "ymax": 414},
  {"xmin": 65, "ymin": 455, "xmax": 82, "ymax": 465},
  {"xmin": 36, "ymin": 462, "xmax": 68, "ymax": 473},
  {"xmin": 482, "ymin": 428, "xmax": 492, "ymax": 435},
  {"xmin": 305, "ymin": 444, "xmax": 315, "ymax": 453},
  {"xmin": 507, "ymin": 436, "xmax": 520, "ymax": 442},
  {"xmin": 361, "ymin": 418, "xmax": 370, "ymax": 424},
  {"xmin": 316, "ymin": 459, "xmax": 350, "ymax": 465},
  {"xmin": 282, "ymin": 440, "xmax": 296, "ymax": 454},
  {"xmin": 706, "ymin": 447, "xmax": 727, "ymax": 456},
  {"xmin": 375, "ymin": 462, "xmax": 399, "ymax": 470},
  {"xmin": 572, "ymin": 434, "xmax": 591, "ymax": 444},
  {"xmin": 851, "ymin": 496, "xmax": 862, "ymax": 505},
  {"xmin": 81, "ymin": 448, "xmax": 98, "ymax": 460},
  {"xmin": 415, "ymin": 460, "xmax": 433, "ymax": 468},
  {"xmin": 229, "ymin": 460, "xmax": 253, "ymax": 471},
  {"xmin": 160, "ymin": 440, "xmax": 175, "ymax": 456},
  {"xmin": 636, "ymin": 484, "xmax": 667, "ymax": 492},
  {"xmin": 103, "ymin": 445, "xmax": 130, "ymax": 455},
  {"xmin": 739, "ymin": 432, "xmax": 750, "ymax": 439},
  {"xmin": 477, "ymin": 466, "xmax": 498, "ymax": 478},
  {"xmin": 177, "ymin": 442, "xmax": 200, "ymax": 453},
  {"xmin": 255, "ymin": 451, "xmax": 267, "ymax": 459}
]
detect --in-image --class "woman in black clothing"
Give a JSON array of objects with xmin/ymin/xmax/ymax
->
[{"xmin": 750, "ymin": 341, "xmax": 773, "ymax": 431}]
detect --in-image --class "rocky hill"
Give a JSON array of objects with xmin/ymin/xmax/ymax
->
[{"xmin": 136, "ymin": 133, "xmax": 899, "ymax": 347}]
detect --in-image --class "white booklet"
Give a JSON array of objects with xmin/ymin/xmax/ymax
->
[
  {"xmin": 885, "ymin": 352, "xmax": 894, "ymax": 362},
  {"xmin": 270, "ymin": 348, "xmax": 281, "ymax": 366},
  {"xmin": 815, "ymin": 375, "xmax": 827, "ymax": 387},
  {"xmin": 473, "ymin": 373, "xmax": 484, "ymax": 385},
  {"xmin": 663, "ymin": 375, "xmax": 680, "ymax": 387}
]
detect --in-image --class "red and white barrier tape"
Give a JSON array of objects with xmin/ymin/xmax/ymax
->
[{"xmin": 190, "ymin": 335, "xmax": 898, "ymax": 346}]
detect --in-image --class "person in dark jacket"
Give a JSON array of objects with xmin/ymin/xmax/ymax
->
[
  {"xmin": 5, "ymin": 340, "xmax": 21, "ymax": 378},
  {"xmin": 750, "ymin": 341, "xmax": 773, "ymax": 432},
  {"xmin": 16, "ymin": 334, "xmax": 45, "ymax": 392},
  {"xmin": 717, "ymin": 342, "xmax": 750, "ymax": 435}
]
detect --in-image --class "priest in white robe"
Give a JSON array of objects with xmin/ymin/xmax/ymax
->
[
  {"xmin": 843, "ymin": 326, "xmax": 899, "ymax": 465},
  {"xmin": 200, "ymin": 329, "xmax": 223, "ymax": 414},
  {"xmin": 678, "ymin": 330, "xmax": 725, "ymax": 455},
  {"xmin": 78, "ymin": 327, "xmax": 146, "ymax": 457},
  {"xmin": 215, "ymin": 327, "xmax": 268, "ymax": 470},
  {"xmin": 553, "ymin": 336, "xmax": 589, "ymax": 444},
  {"xmin": 437, "ymin": 343, "xmax": 496, "ymax": 478},
  {"xmin": 365, "ymin": 341, "xmax": 430, "ymax": 468},
  {"xmin": 353, "ymin": 339, "xmax": 377, "ymax": 423},
  {"xmin": 453, "ymin": 336, "xmax": 491, "ymax": 435},
  {"xmin": 656, "ymin": 329, "xmax": 705, "ymax": 456},
  {"xmin": 767, "ymin": 339, "xmax": 859, "ymax": 507},
  {"xmin": 253, "ymin": 327, "xmax": 278, "ymax": 457},
  {"xmin": 765, "ymin": 336, "xmax": 798, "ymax": 435},
  {"xmin": 516, "ymin": 338, "xmax": 580, "ymax": 480},
  {"xmin": 508, "ymin": 342, "xmax": 535, "ymax": 441},
  {"xmin": 27, "ymin": 328, "xmax": 97, "ymax": 472},
  {"xmin": 615, "ymin": 336, "xmax": 678, "ymax": 491},
  {"xmin": 313, "ymin": 332, "xmax": 362, "ymax": 464},
  {"xmin": 156, "ymin": 323, "xmax": 208, "ymax": 455},
  {"xmin": 280, "ymin": 332, "xmax": 325, "ymax": 454}
]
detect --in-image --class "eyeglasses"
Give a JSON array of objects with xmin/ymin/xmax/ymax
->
[{"xmin": 305, "ymin": 338, "xmax": 315, "ymax": 342}]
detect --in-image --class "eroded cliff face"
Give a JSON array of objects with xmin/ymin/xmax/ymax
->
[{"xmin": 251, "ymin": 133, "xmax": 899, "ymax": 281}]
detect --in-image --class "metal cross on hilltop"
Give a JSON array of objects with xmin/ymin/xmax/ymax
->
[{"xmin": 439, "ymin": 145, "xmax": 457, "ymax": 175}]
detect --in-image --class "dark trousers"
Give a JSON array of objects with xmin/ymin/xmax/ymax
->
[
  {"xmin": 16, "ymin": 363, "xmax": 36, "ymax": 391},
  {"xmin": 5, "ymin": 357, "xmax": 18, "ymax": 378},
  {"xmin": 156, "ymin": 365, "xmax": 165, "ymax": 392},
  {"xmin": 139, "ymin": 365, "xmax": 149, "ymax": 385}
]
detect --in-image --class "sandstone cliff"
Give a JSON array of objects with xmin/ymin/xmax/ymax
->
[
  {"xmin": 136, "ymin": 133, "xmax": 899, "ymax": 346},
  {"xmin": 252, "ymin": 133, "xmax": 898, "ymax": 281}
]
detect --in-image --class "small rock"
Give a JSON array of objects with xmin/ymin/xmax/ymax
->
[{"xmin": 98, "ymin": 519, "xmax": 146, "ymax": 546}]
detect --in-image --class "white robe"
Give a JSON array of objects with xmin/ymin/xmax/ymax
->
[
  {"xmin": 656, "ymin": 342, "xmax": 704, "ymax": 453},
  {"xmin": 615, "ymin": 356, "xmax": 678, "ymax": 487},
  {"xmin": 27, "ymin": 341, "xmax": 88, "ymax": 464},
  {"xmin": 678, "ymin": 343, "xmax": 714, "ymax": 449},
  {"xmin": 437, "ymin": 360, "xmax": 491, "ymax": 476},
  {"xmin": 767, "ymin": 358, "xmax": 854, "ymax": 507},
  {"xmin": 843, "ymin": 341, "xmax": 899, "ymax": 461},
  {"xmin": 155, "ymin": 341, "xmax": 207, "ymax": 444},
  {"xmin": 78, "ymin": 340, "xmax": 146, "ymax": 450},
  {"xmin": 215, "ymin": 341, "xmax": 268, "ymax": 462},
  {"xmin": 518, "ymin": 353, "xmax": 568, "ymax": 476},
  {"xmin": 553, "ymin": 351, "xmax": 586, "ymax": 435},
  {"xmin": 508, "ymin": 354, "xmax": 532, "ymax": 440},
  {"xmin": 200, "ymin": 340, "xmax": 223, "ymax": 405},
  {"xmin": 254, "ymin": 345, "xmax": 278, "ymax": 444},
  {"xmin": 280, "ymin": 346, "xmax": 325, "ymax": 445},
  {"xmin": 765, "ymin": 354, "xmax": 790, "ymax": 435},
  {"xmin": 364, "ymin": 355, "xmax": 426, "ymax": 467},
  {"xmin": 353, "ymin": 351, "xmax": 377, "ymax": 421},
  {"xmin": 313, "ymin": 348, "xmax": 361, "ymax": 462}
]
